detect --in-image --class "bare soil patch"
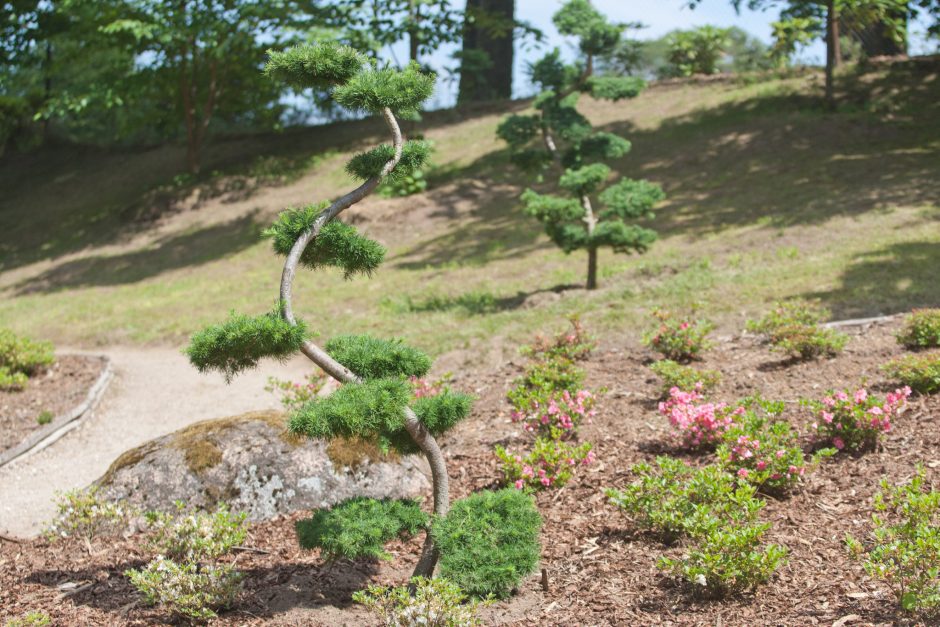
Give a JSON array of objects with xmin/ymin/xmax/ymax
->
[
  {"xmin": 2, "ymin": 320, "xmax": 939, "ymax": 626},
  {"xmin": 0, "ymin": 355, "xmax": 106, "ymax": 453}
]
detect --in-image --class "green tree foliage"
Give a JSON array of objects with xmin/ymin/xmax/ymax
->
[
  {"xmin": 664, "ymin": 25, "xmax": 733, "ymax": 76},
  {"xmin": 432, "ymin": 489, "xmax": 542, "ymax": 599},
  {"xmin": 771, "ymin": 16, "xmax": 822, "ymax": 66},
  {"xmin": 497, "ymin": 0, "xmax": 665, "ymax": 290}
]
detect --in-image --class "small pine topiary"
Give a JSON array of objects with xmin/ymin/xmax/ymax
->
[
  {"xmin": 186, "ymin": 42, "xmax": 502, "ymax": 588},
  {"xmin": 497, "ymin": 0, "xmax": 665, "ymax": 290},
  {"xmin": 295, "ymin": 498, "xmax": 428, "ymax": 561},
  {"xmin": 432, "ymin": 489, "xmax": 542, "ymax": 599}
]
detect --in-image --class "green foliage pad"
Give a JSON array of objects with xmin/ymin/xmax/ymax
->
[
  {"xmin": 265, "ymin": 206, "xmax": 386, "ymax": 279},
  {"xmin": 186, "ymin": 308, "xmax": 308, "ymax": 381},
  {"xmin": 346, "ymin": 140, "xmax": 432, "ymax": 181},
  {"xmin": 296, "ymin": 497, "xmax": 428, "ymax": 561},
  {"xmin": 325, "ymin": 334, "xmax": 431, "ymax": 380},
  {"xmin": 433, "ymin": 489, "xmax": 542, "ymax": 599},
  {"xmin": 264, "ymin": 41, "xmax": 367, "ymax": 90}
]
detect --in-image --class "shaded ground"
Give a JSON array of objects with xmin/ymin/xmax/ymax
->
[
  {"xmin": 0, "ymin": 355, "xmax": 105, "ymax": 453},
  {"xmin": 2, "ymin": 318, "xmax": 938, "ymax": 625}
]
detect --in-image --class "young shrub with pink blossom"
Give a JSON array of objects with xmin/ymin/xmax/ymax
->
[
  {"xmin": 805, "ymin": 386, "xmax": 912, "ymax": 454},
  {"xmin": 643, "ymin": 308, "xmax": 713, "ymax": 362},
  {"xmin": 716, "ymin": 398, "xmax": 834, "ymax": 495},
  {"xmin": 522, "ymin": 316, "xmax": 596, "ymax": 362},
  {"xmin": 510, "ymin": 388, "xmax": 596, "ymax": 440},
  {"xmin": 495, "ymin": 438, "xmax": 595, "ymax": 492},
  {"xmin": 659, "ymin": 386, "xmax": 744, "ymax": 450}
]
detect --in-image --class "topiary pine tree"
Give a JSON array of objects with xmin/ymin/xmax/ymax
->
[
  {"xmin": 185, "ymin": 41, "xmax": 541, "ymax": 590},
  {"xmin": 497, "ymin": 0, "xmax": 665, "ymax": 290}
]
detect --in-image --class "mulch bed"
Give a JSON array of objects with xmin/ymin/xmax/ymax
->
[
  {"xmin": 0, "ymin": 355, "xmax": 107, "ymax": 454},
  {"xmin": 2, "ymin": 320, "xmax": 938, "ymax": 626}
]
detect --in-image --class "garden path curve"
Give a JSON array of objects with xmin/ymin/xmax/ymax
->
[{"xmin": 0, "ymin": 346, "xmax": 312, "ymax": 537}]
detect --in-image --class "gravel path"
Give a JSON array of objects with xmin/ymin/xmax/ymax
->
[{"xmin": 0, "ymin": 347, "xmax": 313, "ymax": 537}]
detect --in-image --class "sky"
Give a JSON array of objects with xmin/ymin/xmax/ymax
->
[{"xmin": 379, "ymin": 0, "xmax": 936, "ymax": 109}]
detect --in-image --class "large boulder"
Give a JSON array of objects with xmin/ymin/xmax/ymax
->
[{"xmin": 96, "ymin": 410, "xmax": 430, "ymax": 520}]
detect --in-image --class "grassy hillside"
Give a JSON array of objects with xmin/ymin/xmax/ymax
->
[{"xmin": 1, "ymin": 61, "xmax": 938, "ymax": 366}]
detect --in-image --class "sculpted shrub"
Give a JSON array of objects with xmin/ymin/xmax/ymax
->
[
  {"xmin": 649, "ymin": 359, "xmax": 721, "ymax": 396},
  {"xmin": 659, "ymin": 387, "xmax": 743, "ymax": 450},
  {"xmin": 805, "ymin": 386, "xmax": 911, "ymax": 453},
  {"xmin": 882, "ymin": 352, "xmax": 940, "ymax": 394},
  {"xmin": 643, "ymin": 308, "xmax": 713, "ymax": 362},
  {"xmin": 186, "ymin": 41, "xmax": 537, "ymax": 589},
  {"xmin": 846, "ymin": 467, "xmax": 940, "ymax": 614},
  {"xmin": 897, "ymin": 308, "xmax": 940, "ymax": 349},
  {"xmin": 496, "ymin": 437, "xmax": 595, "ymax": 491}
]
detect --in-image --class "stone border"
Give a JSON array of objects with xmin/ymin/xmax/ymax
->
[{"xmin": 0, "ymin": 355, "xmax": 114, "ymax": 468}]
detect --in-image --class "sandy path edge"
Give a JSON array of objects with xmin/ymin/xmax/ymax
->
[{"xmin": 0, "ymin": 346, "xmax": 314, "ymax": 537}]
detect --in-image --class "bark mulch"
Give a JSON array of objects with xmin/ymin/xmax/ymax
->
[
  {"xmin": 2, "ymin": 319, "xmax": 938, "ymax": 626},
  {"xmin": 0, "ymin": 355, "xmax": 106, "ymax": 454}
]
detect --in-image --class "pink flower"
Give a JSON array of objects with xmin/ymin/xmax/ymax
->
[
  {"xmin": 756, "ymin": 460, "xmax": 767, "ymax": 470},
  {"xmin": 833, "ymin": 437, "xmax": 845, "ymax": 450},
  {"xmin": 822, "ymin": 411, "xmax": 834, "ymax": 424},
  {"xmin": 540, "ymin": 477, "xmax": 551, "ymax": 486},
  {"xmin": 737, "ymin": 468, "xmax": 749, "ymax": 479},
  {"xmin": 854, "ymin": 389, "xmax": 868, "ymax": 404},
  {"xmin": 514, "ymin": 480, "xmax": 524, "ymax": 489},
  {"xmin": 583, "ymin": 450, "xmax": 596, "ymax": 465}
]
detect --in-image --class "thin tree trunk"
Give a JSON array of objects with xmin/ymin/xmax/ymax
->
[
  {"xmin": 581, "ymin": 194, "xmax": 598, "ymax": 290},
  {"xmin": 825, "ymin": 0, "xmax": 839, "ymax": 110},
  {"xmin": 408, "ymin": 0, "xmax": 420, "ymax": 63},
  {"xmin": 586, "ymin": 247, "xmax": 598, "ymax": 290}
]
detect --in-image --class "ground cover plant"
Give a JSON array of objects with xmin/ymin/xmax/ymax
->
[
  {"xmin": 805, "ymin": 386, "xmax": 911, "ymax": 454},
  {"xmin": 184, "ymin": 40, "xmax": 540, "ymax": 597},
  {"xmin": 497, "ymin": 0, "xmax": 665, "ymax": 290},
  {"xmin": 896, "ymin": 308, "xmax": 940, "ymax": 349},
  {"xmin": 606, "ymin": 457, "xmax": 787, "ymax": 597},
  {"xmin": 882, "ymin": 352, "xmax": 940, "ymax": 395},
  {"xmin": 746, "ymin": 300, "xmax": 846, "ymax": 360},
  {"xmin": 0, "ymin": 329, "xmax": 53, "ymax": 391},
  {"xmin": 847, "ymin": 467, "xmax": 940, "ymax": 615},
  {"xmin": 353, "ymin": 577, "xmax": 488, "ymax": 626}
]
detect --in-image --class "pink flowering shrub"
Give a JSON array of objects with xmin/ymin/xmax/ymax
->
[
  {"xmin": 659, "ymin": 387, "xmax": 743, "ymax": 450},
  {"xmin": 523, "ymin": 316, "xmax": 596, "ymax": 362},
  {"xmin": 805, "ymin": 386, "xmax": 912, "ymax": 454},
  {"xmin": 643, "ymin": 308, "xmax": 713, "ymax": 362},
  {"xmin": 495, "ymin": 437, "xmax": 594, "ymax": 492},
  {"xmin": 510, "ymin": 389, "xmax": 596, "ymax": 440},
  {"xmin": 716, "ymin": 399, "xmax": 834, "ymax": 495}
]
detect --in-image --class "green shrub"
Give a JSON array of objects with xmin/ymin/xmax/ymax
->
[
  {"xmin": 605, "ymin": 457, "xmax": 762, "ymax": 544},
  {"xmin": 642, "ymin": 308, "xmax": 713, "ymax": 362},
  {"xmin": 145, "ymin": 503, "xmax": 247, "ymax": 561},
  {"xmin": 746, "ymin": 301, "xmax": 846, "ymax": 360},
  {"xmin": 658, "ymin": 519, "xmax": 787, "ymax": 597},
  {"xmin": 649, "ymin": 359, "xmax": 721, "ymax": 396},
  {"xmin": 126, "ymin": 557, "xmax": 243, "ymax": 622},
  {"xmin": 0, "ymin": 328, "xmax": 54, "ymax": 379},
  {"xmin": 496, "ymin": 436, "xmax": 594, "ymax": 491},
  {"xmin": 295, "ymin": 498, "xmax": 428, "ymax": 561},
  {"xmin": 506, "ymin": 357, "xmax": 586, "ymax": 412},
  {"xmin": 882, "ymin": 352, "xmax": 940, "ymax": 394},
  {"xmin": 897, "ymin": 309, "xmax": 940, "ymax": 349},
  {"xmin": 36, "ymin": 410, "xmax": 54, "ymax": 425},
  {"xmin": 353, "ymin": 577, "xmax": 489, "ymax": 626},
  {"xmin": 45, "ymin": 486, "xmax": 130, "ymax": 540},
  {"xmin": 846, "ymin": 467, "xmax": 940, "ymax": 614},
  {"xmin": 522, "ymin": 316, "xmax": 596, "ymax": 362},
  {"xmin": 185, "ymin": 307, "xmax": 309, "ymax": 381},
  {"xmin": 716, "ymin": 399, "xmax": 833, "ymax": 495},
  {"xmin": 0, "ymin": 366, "xmax": 28, "ymax": 391},
  {"xmin": 432, "ymin": 489, "xmax": 541, "ymax": 599}
]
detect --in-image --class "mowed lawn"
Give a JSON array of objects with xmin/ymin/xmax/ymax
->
[{"xmin": 0, "ymin": 61, "xmax": 938, "ymax": 364}]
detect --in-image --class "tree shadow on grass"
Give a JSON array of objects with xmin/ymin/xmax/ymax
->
[
  {"xmin": 387, "ymin": 283, "xmax": 583, "ymax": 316},
  {"xmin": 13, "ymin": 213, "xmax": 264, "ymax": 295},
  {"xmin": 802, "ymin": 240, "xmax": 940, "ymax": 319}
]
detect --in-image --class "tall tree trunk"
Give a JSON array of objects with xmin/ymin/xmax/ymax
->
[
  {"xmin": 825, "ymin": 0, "xmax": 839, "ymax": 110},
  {"xmin": 408, "ymin": 0, "xmax": 420, "ymax": 63},
  {"xmin": 458, "ymin": 0, "xmax": 514, "ymax": 103},
  {"xmin": 586, "ymin": 246, "xmax": 598, "ymax": 290}
]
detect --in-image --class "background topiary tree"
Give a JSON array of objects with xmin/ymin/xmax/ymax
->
[
  {"xmin": 497, "ymin": 0, "xmax": 665, "ymax": 290},
  {"xmin": 186, "ymin": 41, "xmax": 540, "ymax": 589}
]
